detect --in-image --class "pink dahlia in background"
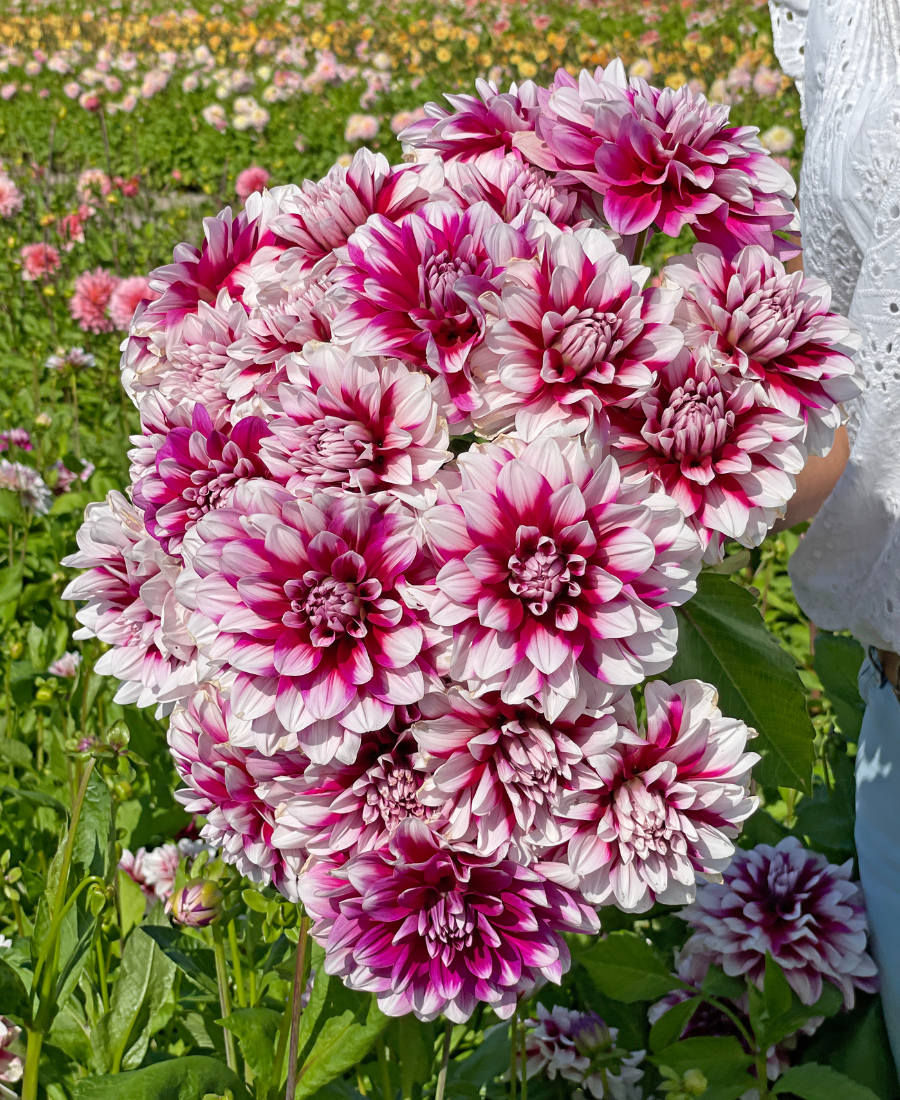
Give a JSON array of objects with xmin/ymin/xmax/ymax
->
[
  {"xmin": 398, "ymin": 77, "xmax": 541, "ymax": 162},
  {"xmin": 271, "ymin": 726, "xmax": 439, "ymax": 858},
  {"xmin": 261, "ymin": 344, "xmax": 448, "ymax": 506},
  {"xmin": 0, "ymin": 173, "xmax": 23, "ymax": 218},
  {"xmin": 300, "ymin": 817, "xmax": 598, "ymax": 1022},
  {"xmin": 332, "ymin": 200, "xmax": 530, "ymax": 425},
  {"xmin": 235, "ymin": 165, "xmax": 270, "ymax": 204},
  {"xmin": 679, "ymin": 836, "xmax": 879, "ymax": 1008},
  {"xmin": 20, "ymin": 242, "xmax": 60, "ymax": 281},
  {"xmin": 118, "ymin": 847, "xmax": 157, "ymax": 907},
  {"xmin": 665, "ymin": 244, "xmax": 863, "ymax": 454},
  {"xmin": 140, "ymin": 843, "xmax": 181, "ymax": 900},
  {"xmin": 169, "ymin": 686, "xmax": 306, "ymax": 899},
  {"xmin": 109, "ymin": 275, "xmax": 158, "ymax": 331},
  {"xmin": 474, "ymin": 225, "xmax": 683, "ymax": 440},
  {"xmin": 413, "ymin": 688, "xmax": 625, "ymax": 860},
  {"xmin": 69, "ymin": 267, "xmax": 120, "ymax": 333},
  {"xmin": 48, "ymin": 651, "xmax": 82, "ymax": 678},
  {"xmin": 530, "ymin": 69, "xmax": 797, "ymax": 258},
  {"xmin": 419, "ymin": 435, "xmax": 700, "ymax": 717},
  {"xmin": 0, "ymin": 428, "xmax": 32, "ymax": 452},
  {"xmin": 61, "ymin": 491, "xmax": 198, "ymax": 708},
  {"xmin": 558, "ymin": 679, "xmax": 757, "ymax": 912},
  {"xmin": 607, "ymin": 345, "xmax": 806, "ymax": 561},
  {"xmin": 0, "ymin": 1018, "xmax": 23, "ymax": 1084},
  {"xmin": 131, "ymin": 402, "xmax": 271, "ymax": 555},
  {"xmin": 183, "ymin": 484, "xmax": 441, "ymax": 750},
  {"xmin": 56, "ymin": 208, "xmax": 88, "ymax": 252}
]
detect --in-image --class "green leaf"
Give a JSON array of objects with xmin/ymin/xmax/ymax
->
[
  {"xmin": 667, "ymin": 572, "xmax": 815, "ymax": 790},
  {"xmin": 1, "ymin": 786, "xmax": 66, "ymax": 815},
  {"xmin": 800, "ymin": 993, "xmax": 899, "ymax": 1099},
  {"xmin": 72, "ymin": 1055, "xmax": 248, "ymax": 1100},
  {"xmin": 118, "ymin": 870, "xmax": 149, "ymax": 939},
  {"xmin": 142, "ymin": 925, "xmax": 218, "ymax": 995},
  {"xmin": 651, "ymin": 1035, "xmax": 755, "ymax": 1098},
  {"xmin": 795, "ymin": 750, "xmax": 856, "ymax": 853},
  {"xmin": 649, "ymin": 997, "xmax": 699, "ymax": 1053},
  {"xmin": 764, "ymin": 953, "xmax": 793, "ymax": 1021},
  {"xmin": 773, "ymin": 1062, "xmax": 881, "ymax": 1099},
  {"xmin": 580, "ymin": 931, "xmax": 688, "ymax": 1003},
  {"xmin": 0, "ymin": 956, "xmax": 30, "ymax": 1021},
  {"xmin": 219, "ymin": 1007, "xmax": 280, "ymax": 1086},
  {"xmin": 446, "ymin": 1022, "xmax": 509, "ymax": 1090},
  {"xmin": 701, "ymin": 965, "xmax": 746, "ymax": 1001},
  {"xmin": 0, "ymin": 564, "xmax": 23, "ymax": 608},
  {"xmin": 389, "ymin": 1014, "xmax": 433, "ymax": 1099},
  {"xmin": 294, "ymin": 994, "xmax": 388, "ymax": 1100},
  {"xmin": 71, "ymin": 770, "xmax": 113, "ymax": 884},
  {"xmin": 814, "ymin": 633, "xmax": 865, "ymax": 741},
  {"xmin": 0, "ymin": 739, "xmax": 32, "ymax": 769}
]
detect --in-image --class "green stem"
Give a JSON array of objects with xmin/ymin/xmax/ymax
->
[
  {"xmin": 756, "ymin": 1048, "xmax": 771, "ymax": 1100},
  {"xmin": 21, "ymin": 1027, "xmax": 42, "ymax": 1100},
  {"xmin": 631, "ymin": 227, "xmax": 649, "ymax": 265},
  {"xmin": 228, "ymin": 919, "xmax": 247, "ymax": 1008},
  {"xmin": 70, "ymin": 369, "xmax": 81, "ymax": 459},
  {"xmin": 703, "ymin": 996, "xmax": 755, "ymax": 1053},
  {"xmin": 10, "ymin": 893, "xmax": 25, "ymax": 938},
  {"xmin": 212, "ymin": 922, "xmax": 238, "ymax": 1072},
  {"xmin": 96, "ymin": 931, "xmax": 110, "ymax": 1013},
  {"xmin": 519, "ymin": 1013, "xmax": 528, "ymax": 1100},
  {"xmin": 435, "ymin": 1020, "xmax": 452, "ymax": 1100},
  {"xmin": 509, "ymin": 1006, "xmax": 517, "ymax": 1100},
  {"xmin": 377, "ymin": 1033, "xmax": 392, "ymax": 1100},
  {"xmin": 284, "ymin": 913, "xmax": 310, "ymax": 1100}
]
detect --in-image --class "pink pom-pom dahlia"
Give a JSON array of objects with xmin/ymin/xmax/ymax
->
[
  {"xmin": 445, "ymin": 152, "xmax": 581, "ymax": 229},
  {"xmin": 558, "ymin": 678, "xmax": 758, "ymax": 912},
  {"xmin": 69, "ymin": 267, "xmax": 120, "ymax": 333},
  {"xmin": 236, "ymin": 165, "xmax": 271, "ymax": 204},
  {"xmin": 261, "ymin": 345, "xmax": 448, "ymax": 506},
  {"xmin": 300, "ymin": 817, "xmax": 598, "ymax": 1022},
  {"xmin": 184, "ymin": 484, "xmax": 441, "ymax": 749},
  {"xmin": 474, "ymin": 225, "xmax": 683, "ymax": 440},
  {"xmin": 607, "ymin": 346, "xmax": 806, "ymax": 560},
  {"xmin": 665, "ymin": 245, "xmax": 863, "ymax": 453},
  {"xmin": 109, "ymin": 275, "xmax": 158, "ymax": 331},
  {"xmin": 679, "ymin": 837, "xmax": 879, "ymax": 1009},
  {"xmin": 420, "ymin": 435, "xmax": 700, "ymax": 717}
]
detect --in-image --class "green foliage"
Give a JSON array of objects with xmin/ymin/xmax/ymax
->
[
  {"xmin": 773, "ymin": 1063, "xmax": 882, "ymax": 1100},
  {"xmin": 71, "ymin": 1055, "xmax": 249, "ymax": 1100}
]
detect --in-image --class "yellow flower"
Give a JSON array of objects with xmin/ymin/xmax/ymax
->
[
  {"xmin": 436, "ymin": 46, "xmax": 451, "ymax": 63},
  {"xmin": 43, "ymin": 285, "xmax": 55, "ymax": 297},
  {"xmin": 665, "ymin": 71, "xmax": 687, "ymax": 89},
  {"xmin": 465, "ymin": 32, "xmax": 479, "ymax": 52},
  {"xmin": 517, "ymin": 60, "xmax": 538, "ymax": 79}
]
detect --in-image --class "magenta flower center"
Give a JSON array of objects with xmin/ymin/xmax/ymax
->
[
  {"xmin": 491, "ymin": 718, "xmax": 566, "ymax": 800},
  {"xmin": 656, "ymin": 380, "xmax": 733, "ymax": 463},
  {"xmin": 369, "ymin": 763, "xmax": 428, "ymax": 828},
  {"xmin": 184, "ymin": 452, "xmax": 259, "ymax": 520},
  {"xmin": 544, "ymin": 311, "xmax": 621, "ymax": 383},
  {"xmin": 613, "ymin": 777, "xmax": 686, "ymax": 862},
  {"xmin": 284, "ymin": 572, "xmax": 382, "ymax": 643},
  {"xmin": 423, "ymin": 250, "xmax": 473, "ymax": 311},
  {"xmin": 508, "ymin": 529, "xmax": 582, "ymax": 615},
  {"xmin": 420, "ymin": 890, "xmax": 476, "ymax": 956}
]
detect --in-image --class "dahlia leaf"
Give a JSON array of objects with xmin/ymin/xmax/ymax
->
[
  {"xmin": 580, "ymin": 930, "xmax": 690, "ymax": 1003},
  {"xmin": 71, "ymin": 1055, "xmax": 249, "ymax": 1100},
  {"xmin": 813, "ymin": 633, "xmax": 866, "ymax": 742},
  {"xmin": 667, "ymin": 571, "xmax": 815, "ymax": 791},
  {"xmin": 218, "ymin": 1007, "xmax": 281, "ymax": 1088},
  {"xmin": 0, "ymin": 957, "xmax": 29, "ymax": 1022},
  {"xmin": 649, "ymin": 996, "xmax": 700, "ymax": 1053},
  {"xmin": 700, "ymin": 965, "xmax": 745, "ymax": 1001},
  {"xmin": 773, "ymin": 1063, "xmax": 881, "ymax": 1099},
  {"xmin": 649, "ymin": 1035, "xmax": 754, "ymax": 1096},
  {"xmin": 294, "ymin": 993, "xmax": 387, "ymax": 1100},
  {"xmin": 141, "ymin": 925, "xmax": 218, "ymax": 995}
]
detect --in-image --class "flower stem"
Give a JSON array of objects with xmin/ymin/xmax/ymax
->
[
  {"xmin": 631, "ymin": 227, "xmax": 649, "ymax": 265},
  {"xmin": 212, "ymin": 922, "xmax": 238, "ymax": 1072},
  {"xmin": 509, "ymin": 1007, "xmax": 517, "ymax": 1100},
  {"xmin": 755, "ymin": 1048, "xmax": 771, "ymax": 1100},
  {"xmin": 284, "ymin": 913, "xmax": 310, "ymax": 1100},
  {"xmin": 377, "ymin": 1033, "xmax": 392, "ymax": 1100},
  {"xmin": 21, "ymin": 1027, "xmax": 42, "ymax": 1100},
  {"xmin": 435, "ymin": 1019, "xmax": 452, "ymax": 1100},
  {"xmin": 518, "ymin": 1013, "xmax": 528, "ymax": 1100},
  {"xmin": 228, "ymin": 919, "xmax": 247, "ymax": 1008}
]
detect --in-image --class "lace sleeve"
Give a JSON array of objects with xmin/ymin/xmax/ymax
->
[{"xmin": 768, "ymin": 0, "xmax": 810, "ymax": 124}]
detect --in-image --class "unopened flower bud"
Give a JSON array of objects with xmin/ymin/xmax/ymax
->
[
  {"xmin": 684, "ymin": 1069, "xmax": 708, "ymax": 1095},
  {"xmin": 572, "ymin": 1012, "xmax": 611, "ymax": 1056},
  {"xmin": 166, "ymin": 878, "xmax": 223, "ymax": 927},
  {"xmin": 106, "ymin": 721, "xmax": 130, "ymax": 752}
]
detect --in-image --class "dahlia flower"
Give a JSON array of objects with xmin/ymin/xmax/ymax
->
[
  {"xmin": 399, "ymin": 77, "xmax": 541, "ymax": 162},
  {"xmin": 419, "ymin": 435, "xmax": 700, "ymax": 717},
  {"xmin": 169, "ymin": 686, "xmax": 305, "ymax": 899},
  {"xmin": 167, "ymin": 878, "xmax": 223, "ymax": 927},
  {"xmin": 606, "ymin": 345, "xmax": 806, "ymax": 560},
  {"xmin": 332, "ymin": 200, "xmax": 530, "ymax": 425},
  {"xmin": 140, "ymin": 843, "xmax": 182, "ymax": 901},
  {"xmin": 664, "ymin": 245, "xmax": 863, "ymax": 454},
  {"xmin": 0, "ymin": 428, "xmax": 31, "ymax": 452},
  {"xmin": 0, "ymin": 1018, "xmax": 23, "ymax": 1084},
  {"xmin": 0, "ymin": 460, "xmax": 51, "ymax": 515},
  {"xmin": 558, "ymin": 679, "xmax": 758, "ymax": 912},
  {"xmin": 118, "ymin": 847, "xmax": 157, "ymax": 907},
  {"xmin": 474, "ymin": 225, "xmax": 683, "ymax": 440},
  {"xmin": 20, "ymin": 242, "xmax": 60, "ymax": 281},
  {"xmin": 679, "ymin": 837, "xmax": 879, "ymax": 1009},
  {"xmin": 69, "ymin": 267, "xmax": 119, "ymax": 333},
  {"xmin": 445, "ymin": 151, "xmax": 581, "ymax": 228},
  {"xmin": 0, "ymin": 174, "xmax": 23, "ymax": 219},
  {"xmin": 270, "ymin": 725, "xmax": 439, "ymax": 858},
  {"xmin": 525, "ymin": 1004, "xmax": 645, "ymax": 1100},
  {"xmin": 300, "ymin": 817, "xmax": 598, "ymax": 1022},
  {"xmin": 61, "ymin": 492, "xmax": 198, "ymax": 709},
  {"xmin": 413, "ymin": 687, "xmax": 626, "ymax": 860},
  {"xmin": 261, "ymin": 345, "xmax": 448, "ymax": 506},
  {"xmin": 131, "ymin": 401, "xmax": 271, "ymax": 555},
  {"xmin": 236, "ymin": 165, "xmax": 271, "ymax": 204},
  {"xmin": 530, "ymin": 68, "xmax": 797, "ymax": 258},
  {"xmin": 182, "ymin": 483, "xmax": 441, "ymax": 748},
  {"xmin": 45, "ymin": 346, "xmax": 96, "ymax": 371},
  {"xmin": 109, "ymin": 275, "xmax": 157, "ymax": 331},
  {"xmin": 48, "ymin": 651, "xmax": 82, "ymax": 678}
]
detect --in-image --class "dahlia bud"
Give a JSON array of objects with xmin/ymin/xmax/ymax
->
[
  {"xmin": 166, "ymin": 878, "xmax": 223, "ymax": 927},
  {"xmin": 572, "ymin": 1012, "xmax": 612, "ymax": 1057},
  {"xmin": 659, "ymin": 1066, "xmax": 708, "ymax": 1099}
]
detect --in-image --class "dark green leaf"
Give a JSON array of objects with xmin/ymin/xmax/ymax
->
[
  {"xmin": 294, "ymin": 994, "xmax": 387, "ymax": 1100},
  {"xmin": 71, "ymin": 770, "xmax": 113, "ymax": 884},
  {"xmin": 795, "ymin": 750, "xmax": 856, "ymax": 853},
  {"xmin": 0, "ymin": 564, "xmax": 23, "ymax": 607},
  {"xmin": 219, "ymin": 1007, "xmax": 280, "ymax": 1086},
  {"xmin": 764, "ymin": 954, "xmax": 793, "ymax": 1021},
  {"xmin": 1, "ymin": 786, "xmax": 66, "ymax": 814},
  {"xmin": 701, "ymin": 965, "xmax": 746, "ymax": 1001},
  {"xmin": 580, "ymin": 931, "xmax": 688, "ymax": 1003},
  {"xmin": 0, "ymin": 956, "xmax": 30, "ymax": 1021},
  {"xmin": 72, "ymin": 1055, "xmax": 249, "ymax": 1100},
  {"xmin": 773, "ymin": 1062, "xmax": 881, "ymax": 1099},
  {"xmin": 388, "ymin": 1014, "xmax": 433, "ymax": 1099},
  {"xmin": 814, "ymin": 633, "xmax": 865, "ymax": 741},
  {"xmin": 649, "ymin": 1036, "xmax": 753, "ymax": 1075},
  {"xmin": 649, "ymin": 997, "xmax": 699, "ymax": 1053},
  {"xmin": 141, "ymin": 926, "xmax": 218, "ymax": 995},
  {"xmin": 668, "ymin": 572, "xmax": 815, "ymax": 790},
  {"xmin": 800, "ymin": 993, "xmax": 899, "ymax": 1099},
  {"xmin": 446, "ymin": 1022, "xmax": 509, "ymax": 1089},
  {"xmin": 118, "ymin": 870, "xmax": 149, "ymax": 939}
]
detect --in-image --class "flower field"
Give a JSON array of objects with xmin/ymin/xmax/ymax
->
[{"xmin": 0, "ymin": 1, "xmax": 891, "ymax": 1100}]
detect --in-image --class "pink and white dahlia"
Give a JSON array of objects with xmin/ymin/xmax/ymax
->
[
  {"xmin": 558, "ymin": 679, "xmax": 758, "ymax": 912},
  {"xmin": 61, "ymin": 491, "xmax": 198, "ymax": 709},
  {"xmin": 169, "ymin": 686, "xmax": 306, "ymax": 899},
  {"xmin": 332, "ymin": 201, "xmax": 530, "ymax": 425},
  {"xmin": 0, "ymin": 1018, "xmax": 23, "ymax": 1085},
  {"xmin": 300, "ymin": 817, "xmax": 598, "ymax": 1022},
  {"xmin": 399, "ymin": 78, "xmax": 541, "ymax": 162},
  {"xmin": 20, "ymin": 242, "xmax": 60, "ymax": 281},
  {"xmin": 270, "ymin": 725, "xmax": 439, "ymax": 857},
  {"xmin": 474, "ymin": 225, "xmax": 683, "ymax": 440},
  {"xmin": 679, "ymin": 836, "xmax": 879, "ymax": 1009},
  {"xmin": 607, "ymin": 345, "xmax": 806, "ymax": 560},
  {"xmin": 118, "ymin": 847, "xmax": 157, "ymax": 907},
  {"xmin": 445, "ymin": 152, "xmax": 581, "ymax": 229},
  {"xmin": 419, "ymin": 436, "xmax": 700, "ymax": 717},
  {"xmin": 69, "ymin": 267, "xmax": 120, "ymax": 333},
  {"xmin": 261, "ymin": 345, "xmax": 448, "ymax": 506},
  {"xmin": 131, "ymin": 402, "xmax": 271, "ymax": 555},
  {"xmin": 413, "ymin": 688, "xmax": 625, "ymax": 860},
  {"xmin": 531, "ymin": 70, "xmax": 797, "ymax": 258},
  {"xmin": 183, "ymin": 484, "xmax": 442, "ymax": 749},
  {"xmin": 0, "ymin": 174, "xmax": 23, "ymax": 219},
  {"xmin": 665, "ymin": 245, "xmax": 863, "ymax": 453},
  {"xmin": 140, "ymin": 843, "xmax": 181, "ymax": 901}
]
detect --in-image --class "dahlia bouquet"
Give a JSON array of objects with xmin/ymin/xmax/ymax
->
[{"xmin": 61, "ymin": 59, "xmax": 870, "ymax": 1097}]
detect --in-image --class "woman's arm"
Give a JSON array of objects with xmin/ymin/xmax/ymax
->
[{"xmin": 774, "ymin": 424, "xmax": 849, "ymax": 530}]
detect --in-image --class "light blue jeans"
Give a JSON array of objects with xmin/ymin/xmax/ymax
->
[{"xmin": 856, "ymin": 656, "xmax": 900, "ymax": 1066}]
